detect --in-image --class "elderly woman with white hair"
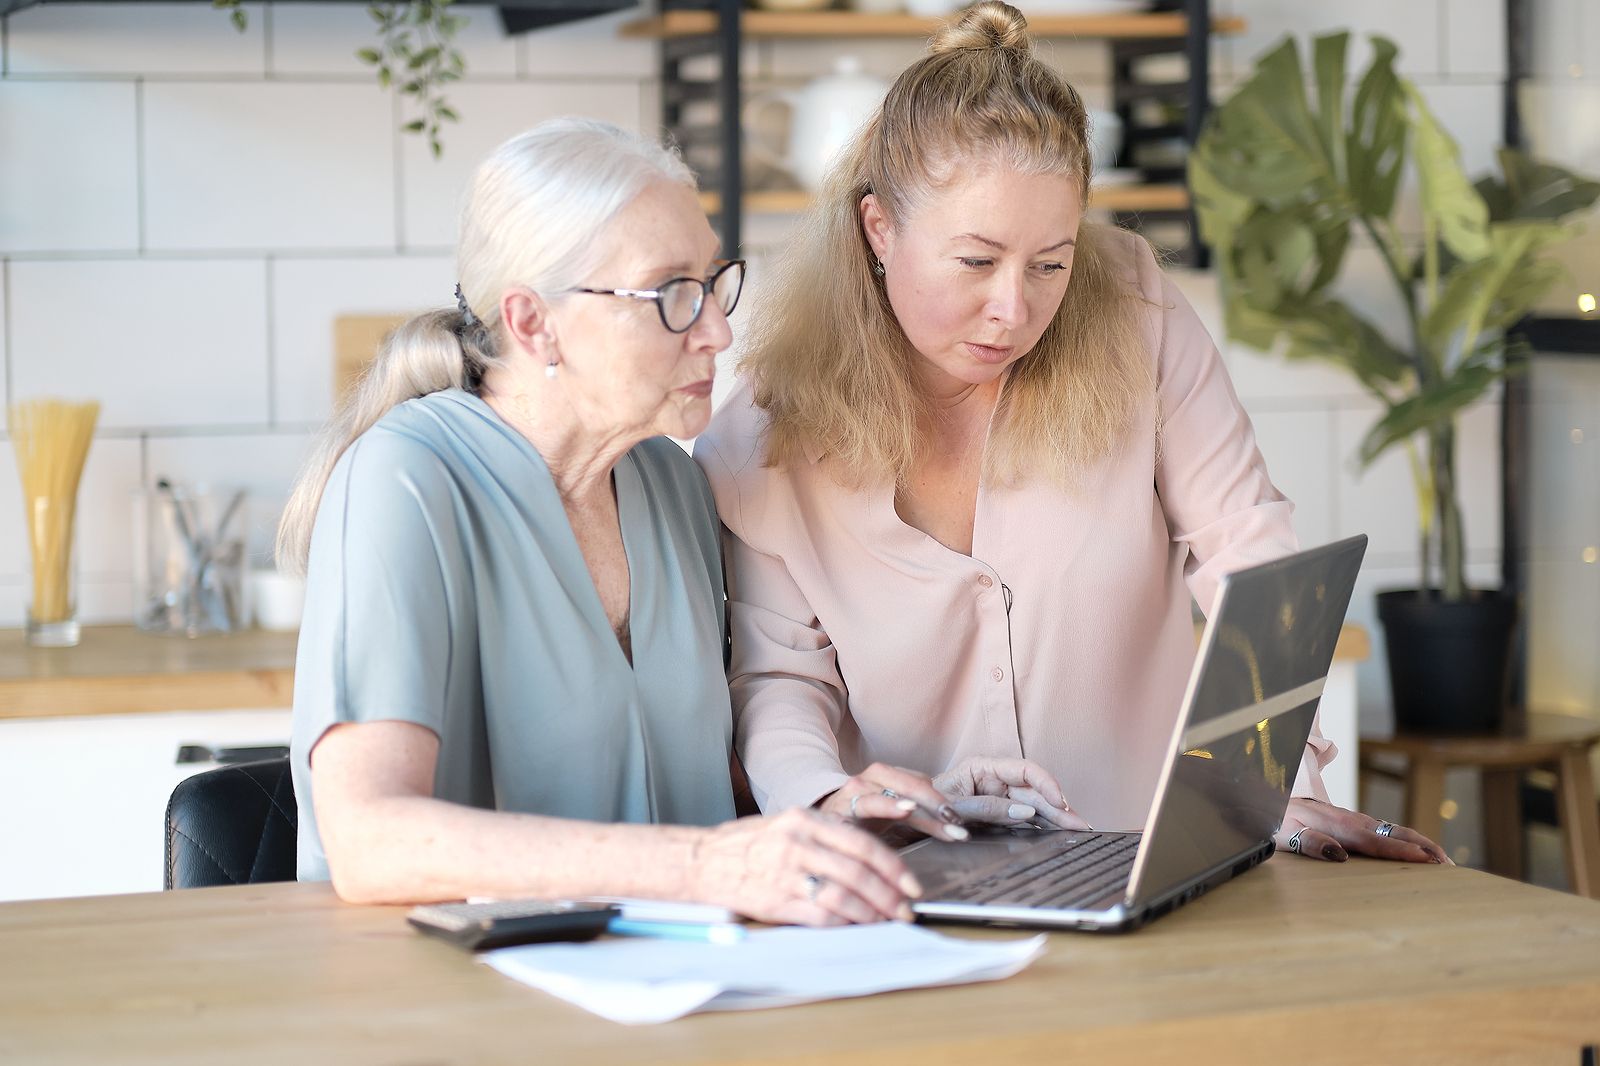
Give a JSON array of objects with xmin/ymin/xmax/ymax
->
[{"xmin": 277, "ymin": 118, "xmax": 918, "ymax": 925}]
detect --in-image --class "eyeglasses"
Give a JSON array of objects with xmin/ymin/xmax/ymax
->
[{"xmin": 570, "ymin": 259, "xmax": 746, "ymax": 334}]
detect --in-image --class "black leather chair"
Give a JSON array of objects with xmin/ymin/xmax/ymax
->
[{"xmin": 164, "ymin": 757, "xmax": 299, "ymax": 889}]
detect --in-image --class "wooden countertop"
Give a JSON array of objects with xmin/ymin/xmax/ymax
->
[
  {"xmin": 0, "ymin": 622, "xmax": 1369, "ymax": 721},
  {"xmin": 0, "ymin": 626, "xmax": 297, "ymax": 719},
  {"xmin": 2, "ymin": 857, "xmax": 1596, "ymax": 1064}
]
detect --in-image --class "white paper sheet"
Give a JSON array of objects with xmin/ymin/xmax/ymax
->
[{"xmin": 482, "ymin": 922, "xmax": 1046, "ymax": 1025}]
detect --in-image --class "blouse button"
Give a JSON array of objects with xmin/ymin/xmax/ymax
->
[
  {"xmin": 991, "ymin": 667, "xmax": 1005, "ymax": 682},
  {"xmin": 977, "ymin": 574, "xmax": 994, "ymax": 589}
]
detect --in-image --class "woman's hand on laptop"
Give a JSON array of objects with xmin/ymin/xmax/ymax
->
[
  {"xmin": 934, "ymin": 756, "xmax": 1092, "ymax": 831},
  {"xmin": 1277, "ymin": 798, "xmax": 1453, "ymax": 864}
]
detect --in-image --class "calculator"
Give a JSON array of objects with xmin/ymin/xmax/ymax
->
[{"xmin": 407, "ymin": 898, "xmax": 619, "ymax": 951}]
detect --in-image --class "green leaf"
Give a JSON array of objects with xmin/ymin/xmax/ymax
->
[
  {"xmin": 1359, "ymin": 364, "xmax": 1502, "ymax": 466},
  {"xmin": 377, "ymin": 66, "xmax": 392, "ymax": 89},
  {"xmin": 1422, "ymin": 220, "xmax": 1572, "ymax": 358},
  {"xmin": 403, "ymin": 119, "xmax": 426, "ymax": 133},
  {"xmin": 1312, "ymin": 32, "xmax": 1348, "ymax": 179},
  {"xmin": 436, "ymin": 105, "xmax": 459, "ymax": 122},
  {"xmin": 357, "ymin": 47, "xmax": 383, "ymax": 64},
  {"xmin": 1404, "ymin": 82, "xmax": 1490, "ymax": 263},
  {"xmin": 231, "ymin": 7, "xmax": 247, "ymax": 31},
  {"xmin": 1346, "ymin": 36, "xmax": 1406, "ymax": 218},
  {"xmin": 1477, "ymin": 148, "xmax": 1600, "ymax": 222}
]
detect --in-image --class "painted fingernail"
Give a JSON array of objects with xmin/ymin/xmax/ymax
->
[
  {"xmin": 939, "ymin": 804, "xmax": 960, "ymax": 824},
  {"xmin": 900, "ymin": 873, "xmax": 923, "ymax": 897},
  {"xmin": 944, "ymin": 824, "xmax": 969, "ymax": 841},
  {"xmin": 1323, "ymin": 844, "xmax": 1347, "ymax": 862},
  {"xmin": 1008, "ymin": 803, "xmax": 1035, "ymax": 820},
  {"xmin": 896, "ymin": 799, "xmax": 917, "ymax": 812}
]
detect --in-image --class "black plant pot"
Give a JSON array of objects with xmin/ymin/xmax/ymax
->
[{"xmin": 1376, "ymin": 589, "xmax": 1518, "ymax": 735}]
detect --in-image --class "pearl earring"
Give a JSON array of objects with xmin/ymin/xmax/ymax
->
[{"xmin": 545, "ymin": 360, "xmax": 558, "ymax": 380}]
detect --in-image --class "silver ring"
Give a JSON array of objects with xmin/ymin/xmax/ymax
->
[
  {"xmin": 1287, "ymin": 828, "xmax": 1307, "ymax": 855},
  {"xmin": 1375, "ymin": 821, "xmax": 1397, "ymax": 838},
  {"xmin": 849, "ymin": 794, "xmax": 863, "ymax": 820},
  {"xmin": 803, "ymin": 873, "xmax": 824, "ymax": 902},
  {"xmin": 881, "ymin": 788, "xmax": 898, "ymax": 800}
]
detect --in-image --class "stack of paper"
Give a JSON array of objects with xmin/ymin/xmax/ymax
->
[{"xmin": 483, "ymin": 922, "xmax": 1046, "ymax": 1024}]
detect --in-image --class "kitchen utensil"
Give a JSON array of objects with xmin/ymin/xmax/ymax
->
[{"xmin": 745, "ymin": 57, "xmax": 890, "ymax": 192}]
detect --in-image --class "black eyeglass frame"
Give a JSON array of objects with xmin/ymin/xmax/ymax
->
[{"xmin": 569, "ymin": 258, "xmax": 746, "ymax": 334}]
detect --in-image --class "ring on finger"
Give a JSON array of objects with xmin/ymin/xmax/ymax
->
[
  {"xmin": 1374, "ymin": 821, "xmax": 1397, "ymax": 838},
  {"xmin": 881, "ymin": 787, "xmax": 898, "ymax": 800},
  {"xmin": 849, "ymin": 793, "xmax": 864, "ymax": 820},
  {"xmin": 1287, "ymin": 827, "xmax": 1308, "ymax": 855},
  {"xmin": 803, "ymin": 873, "xmax": 824, "ymax": 902}
]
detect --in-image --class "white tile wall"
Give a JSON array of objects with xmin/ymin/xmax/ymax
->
[
  {"xmin": 10, "ymin": 259, "xmax": 270, "ymax": 429},
  {"xmin": 5, "ymin": 2, "xmax": 266, "ymax": 77},
  {"xmin": 0, "ymin": 82, "xmax": 139, "ymax": 253},
  {"xmin": 1230, "ymin": 0, "xmax": 1443, "ymax": 78},
  {"xmin": 398, "ymin": 81, "xmax": 645, "ymax": 249},
  {"xmin": 269, "ymin": 2, "xmax": 518, "ymax": 79},
  {"xmin": 518, "ymin": 8, "xmax": 655, "ymax": 80},
  {"xmin": 1443, "ymin": 0, "xmax": 1507, "ymax": 79},
  {"xmin": 271, "ymin": 254, "xmax": 455, "ymax": 425},
  {"xmin": 143, "ymin": 82, "xmax": 396, "ymax": 251}
]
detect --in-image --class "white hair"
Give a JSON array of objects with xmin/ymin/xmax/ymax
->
[{"xmin": 276, "ymin": 118, "xmax": 696, "ymax": 573}]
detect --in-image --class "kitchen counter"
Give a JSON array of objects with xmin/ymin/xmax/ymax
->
[
  {"xmin": 0, "ymin": 623, "xmax": 1370, "ymax": 721},
  {"xmin": 0, "ymin": 626, "xmax": 297, "ymax": 719}
]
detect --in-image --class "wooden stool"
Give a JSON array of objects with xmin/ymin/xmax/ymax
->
[{"xmin": 1359, "ymin": 713, "xmax": 1600, "ymax": 899}]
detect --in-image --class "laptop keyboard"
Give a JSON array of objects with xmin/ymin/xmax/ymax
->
[{"xmin": 949, "ymin": 834, "xmax": 1141, "ymax": 910}]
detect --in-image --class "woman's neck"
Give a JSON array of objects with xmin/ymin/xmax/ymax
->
[{"xmin": 479, "ymin": 378, "xmax": 639, "ymax": 505}]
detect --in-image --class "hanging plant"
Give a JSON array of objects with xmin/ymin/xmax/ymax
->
[{"xmin": 212, "ymin": 0, "xmax": 465, "ymax": 157}]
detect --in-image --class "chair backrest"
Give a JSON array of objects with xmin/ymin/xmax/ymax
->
[{"xmin": 164, "ymin": 758, "xmax": 299, "ymax": 890}]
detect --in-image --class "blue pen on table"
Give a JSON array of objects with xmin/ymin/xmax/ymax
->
[{"xmin": 606, "ymin": 917, "xmax": 747, "ymax": 945}]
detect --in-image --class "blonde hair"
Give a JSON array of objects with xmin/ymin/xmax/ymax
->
[
  {"xmin": 741, "ymin": 1, "xmax": 1154, "ymax": 487},
  {"xmin": 276, "ymin": 118, "xmax": 695, "ymax": 573}
]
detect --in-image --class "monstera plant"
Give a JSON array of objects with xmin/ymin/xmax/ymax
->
[{"xmin": 1190, "ymin": 31, "xmax": 1600, "ymax": 732}]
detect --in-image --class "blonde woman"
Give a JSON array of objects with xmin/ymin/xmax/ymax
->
[
  {"xmin": 279, "ymin": 119, "xmax": 919, "ymax": 924},
  {"xmin": 695, "ymin": 4, "xmax": 1449, "ymax": 866}
]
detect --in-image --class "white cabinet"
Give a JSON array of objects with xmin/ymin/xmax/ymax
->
[{"xmin": 0, "ymin": 708, "xmax": 291, "ymax": 902}]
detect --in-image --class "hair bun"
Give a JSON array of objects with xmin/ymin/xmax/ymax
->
[{"xmin": 930, "ymin": 1, "xmax": 1033, "ymax": 55}]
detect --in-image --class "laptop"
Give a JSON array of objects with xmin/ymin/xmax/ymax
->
[{"xmin": 901, "ymin": 534, "xmax": 1368, "ymax": 932}]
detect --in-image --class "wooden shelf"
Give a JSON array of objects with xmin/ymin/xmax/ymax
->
[
  {"xmin": 699, "ymin": 182, "xmax": 1190, "ymax": 215},
  {"xmin": 623, "ymin": 10, "xmax": 1245, "ymax": 40},
  {"xmin": 0, "ymin": 626, "xmax": 298, "ymax": 719}
]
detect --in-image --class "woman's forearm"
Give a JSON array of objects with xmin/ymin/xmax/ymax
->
[{"xmin": 322, "ymin": 794, "xmax": 707, "ymax": 905}]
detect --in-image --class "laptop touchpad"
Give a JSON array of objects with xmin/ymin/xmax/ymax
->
[{"xmin": 899, "ymin": 829, "xmax": 1073, "ymax": 897}]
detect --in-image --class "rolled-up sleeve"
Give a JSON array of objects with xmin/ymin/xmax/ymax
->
[
  {"xmin": 694, "ymin": 434, "xmax": 852, "ymax": 812},
  {"xmin": 1144, "ymin": 255, "xmax": 1335, "ymax": 800}
]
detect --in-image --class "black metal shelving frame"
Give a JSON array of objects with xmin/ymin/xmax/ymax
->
[{"xmin": 651, "ymin": 0, "xmax": 1221, "ymax": 262}]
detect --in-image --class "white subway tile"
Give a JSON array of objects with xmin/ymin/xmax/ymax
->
[
  {"xmin": 1443, "ymin": 0, "xmax": 1506, "ymax": 78},
  {"xmin": 143, "ymin": 82, "xmax": 395, "ymax": 251},
  {"xmin": 1334, "ymin": 398, "xmax": 1502, "ymax": 563},
  {"xmin": 1249, "ymin": 408, "xmax": 1336, "ymax": 548},
  {"xmin": 0, "ymin": 83, "xmax": 138, "ymax": 253},
  {"xmin": 10, "ymin": 260, "xmax": 269, "ymax": 429},
  {"xmin": 399, "ymin": 82, "xmax": 643, "ymax": 249},
  {"xmin": 1230, "ymin": 0, "xmax": 1441, "ymax": 78},
  {"xmin": 518, "ymin": 9, "xmax": 655, "ymax": 80},
  {"xmin": 6, "ymin": 2, "xmax": 265, "ymax": 76},
  {"xmin": 270, "ymin": 2, "xmax": 516, "ymax": 79},
  {"xmin": 271, "ymin": 255, "xmax": 455, "ymax": 425},
  {"xmin": 1525, "ymin": 558, "xmax": 1600, "ymax": 714},
  {"xmin": 1522, "ymin": 358, "xmax": 1600, "ymax": 562},
  {"xmin": 145, "ymin": 432, "xmax": 316, "ymax": 567}
]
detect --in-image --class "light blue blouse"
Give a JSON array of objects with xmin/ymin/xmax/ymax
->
[{"xmin": 291, "ymin": 389, "xmax": 735, "ymax": 881}]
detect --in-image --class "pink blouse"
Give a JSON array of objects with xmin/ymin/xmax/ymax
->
[{"xmin": 694, "ymin": 231, "xmax": 1334, "ymax": 831}]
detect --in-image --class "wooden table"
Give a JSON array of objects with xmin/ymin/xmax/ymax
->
[{"xmin": 4, "ymin": 859, "xmax": 1598, "ymax": 1064}]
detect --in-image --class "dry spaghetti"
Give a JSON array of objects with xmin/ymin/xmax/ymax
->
[{"xmin": 10, "ymin": 398, "xmax": 100, "ymax": 625}]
